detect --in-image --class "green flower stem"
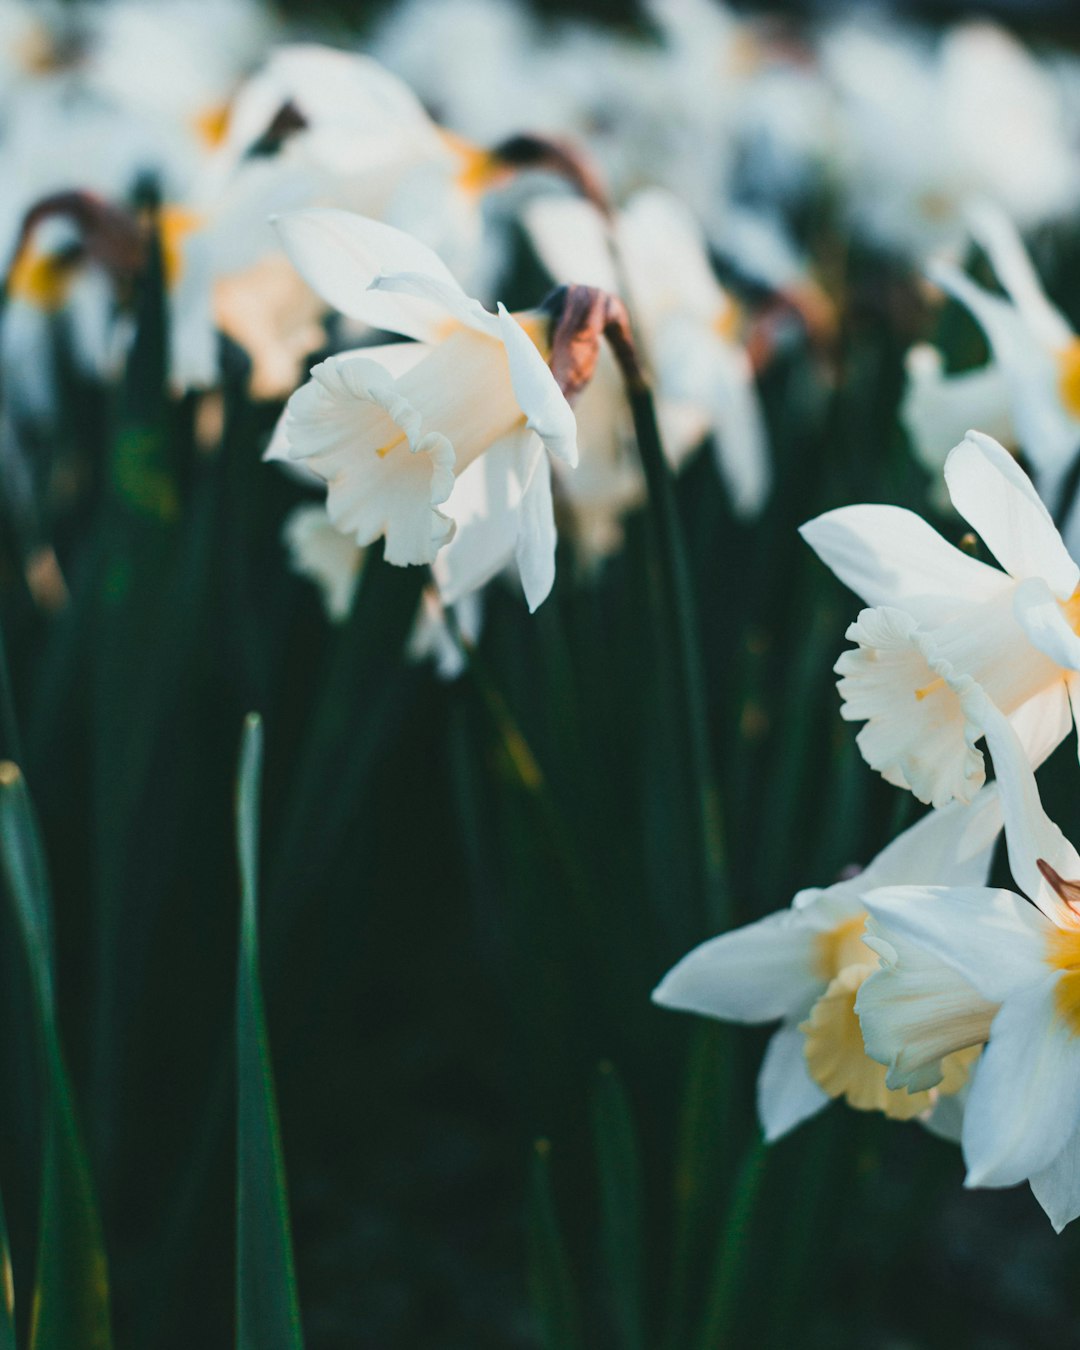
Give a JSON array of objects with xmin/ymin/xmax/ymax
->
[{"xmin": 607, "ymin": 321, "xmax": 727, "ymax": 930}]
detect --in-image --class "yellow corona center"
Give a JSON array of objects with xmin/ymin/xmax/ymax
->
[
  {"xmin": 15, "ymin": 23, "xmax": 57, "ymax": 75},
  {"xmin": 813, "ymin": 912, "xmax": 870, "ymax": 983},
  {"xmin": 805, "ymin": 912, "xmax": 978, "ymax": 1119},
  {"xmin": 440, "ymin": 129, "xmax": 506, "ymax": 197},
  {"xmin": 158, "ymin": 207, "xmax": 204, "ymax": 290},
  {"xmin": 513, "ymin": 311, "xmax": 552, "ymax": 360},
  {"xmin": 6, "ymin": 245, "xmax": 73, "ymax": 311},
  {"xmin": 712, "ymin": 300, "xmax": 741, "ymax": 343},
  {"xmin": 1057, "ymin": 339, "xmax": 1080, "ymax": 419},
  {"xmin": 802, "ymin": 965, "xmax": 977, "ymax": 1119},
  {"xmin": 1046, "ymin": 926, "xmax": 1080, "ymax": 1035},
  {"xmin": 1062, "ymin": 587, "xmax": 1080, "ymax": 637},
  {"xmin": 193, "ymin": 102, "xmax": 231, "ymax": 151}
]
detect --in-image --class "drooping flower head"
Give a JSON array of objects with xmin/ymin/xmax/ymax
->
[
  {"xmin": 270, "ymin": 208, "xmax": 580, "ymax": 612},
  {"xmin": 803, "ymin": 431, "xmax": 1080, "ymax": 808}
]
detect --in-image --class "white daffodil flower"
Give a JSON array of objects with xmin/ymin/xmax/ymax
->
[
  {"xmin": 525, "ymin": 187, "xmax": 770, "ymax": 518},
  {"xmin": 82, "ymin": 0, "xmax": 275, "ymax": 181},
  {"xmin": 202, "ymin": 44, "xmax": 511, "ymax": 286},
  {"xmin": 653, "ymin": 787, "xmax": 1001, "ymax": 1142},
  {"xmin": 924, "ymin": 204, "xmax": 1080, "ymax": 520},
  {"xmin": 821, "ymin": 20, "xmax": 1079, "ymax": 258},
  {"xmin": 859, "ymin": 686, "xmax": 1080, "ymax": 1231},
  {"xmin": 270, "ymin": 208, "xmax": 577, "ymax": 611},
  {"xmin": 900, "ymin": 344, "xmax": 1014, "ymax": 498},
  {"xmin": 802, "ymin": 431, "xmax": 1080, "ymax": 808}
]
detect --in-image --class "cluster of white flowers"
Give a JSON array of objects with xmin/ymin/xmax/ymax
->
[
  {"xmin": 7, "ymin": 0, "xmax": 1080, "ymax": 627},
  {"xmin": 657, "ymin": 432, "xmax": 1080, "ymax": 1231},
  {"xmin": 10, "ymin": 0, "xmax": 1080, "ymax": 1232}
]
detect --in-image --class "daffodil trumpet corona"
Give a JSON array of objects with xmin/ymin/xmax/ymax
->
[
  {"xmin": 802, "ymin": 430, "xmax": 1080, "ymax": 809},
  {"xmin": 858, "ymin": 685, "xmax": 1080, "ymax": 1231},
  {"xmin": 653, "ymin": 787, "xmax": 1002, "ymax": 1142}
]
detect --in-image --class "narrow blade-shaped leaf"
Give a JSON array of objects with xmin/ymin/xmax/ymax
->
[
  {"xmin": 527, "ymin": 1140, "xmax": 583, "ymax": 1350},
  {"xmin": 0, "ymin": 763, "xmax": 112, "ymax": 1350},
  {"xmin": 591, "ymin": 1062, "xmax": 645, "ymax": 1350},
  {"xmin": 235, "ymin": 714, "xmax": 304, "ymax": 1350}
]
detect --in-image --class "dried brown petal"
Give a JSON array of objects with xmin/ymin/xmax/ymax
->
[{"xmin": 543, "ymin": 284, "xmax": 642, "ymax": 401}]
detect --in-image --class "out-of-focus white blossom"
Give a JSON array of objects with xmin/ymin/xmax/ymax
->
[
  {"xmin": 822, "ymin": 20, "xmax": 1079, "ymax": 258},
  {"xmin": 526, "ymin": 187, "xmax": 770, "ymax": 519}
]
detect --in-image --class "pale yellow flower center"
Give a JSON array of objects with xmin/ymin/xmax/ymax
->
[
  {"xmin": 1047, "ymin": 927, "xmax": 1080, "ymax": 1035},
  {"xmin": 440, "ymin": 130, "xmax": 508, "ymax": 198},
  {"xmin": 802, "ymin": 963, "xmax": 978, "ymax": 1119},
  {"xmin": 513, "ymin": 311, "xmax": 553, "ymax": 360},
  {"xmin": 1063, "ymin": 587, "xmax": 1080, "ymax": 635},
  {"xmin": 7, "ymin": 244, "xmax": 74, "ymax": 311},
  {"xmin": 192, "ymin": 102, "xmax": 231, "ymax": 151},
  {"xmin": 813, "ymin": 912, "xmax": 869, "ymax": 982},
  {"xmin": 712, "ymin": 299, "xmax": 740, "ymax": 343},
  {"xmin": 159, "ymin": 206, "xmax": 204, "ymax": 290},
  {"xmin": 805, "ymin": 912, "xmax": 977, "ymax": 1119},
  {"xmin": 1057, "ymin": 339, "xmax": 1080, "ymax": 419}
]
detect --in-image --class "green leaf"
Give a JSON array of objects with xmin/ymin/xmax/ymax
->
[
  {"xmin": 235, "ymin": 714, "xmax": 304, "ymax": 1350},
  {"xmin": 0, "ymin": 1184, "xmax": 15, "ymax": 1350},
  {"xmin": 0, "ymin": 762, "xmax": 112, "ymax": 1350},
  {"xmin": 527, "ymin": 1140, "xmax": 583, "ymax": 1350},
  {"xmin": 591, "ymin": 1063, "xmax": 645, "ymax": 1350},
  {"xmin": 662, "ymin": 1022, "xmax": 734, "ymax": 1350},
  {"xmin": 625, "ymin": 379, "xmax": 727, "ymax": 931},
  {"xmin": 694, "ymin": 1134, "xmax": 768, "ymax": 1350}
]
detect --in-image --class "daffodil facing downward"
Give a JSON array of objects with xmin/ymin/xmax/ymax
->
[
  {"xmin": 859, "ymin": 686, "xmax": 1080, "ymax": 1231},
  {"xmin": 802, "ymin": 430, "xmax": 1080, "ymax": 808},
  {"xmin": 270, "ymin": 208, "xmax": 579, "ymax": 611},
  {"xmin": 924, "ymin": 203, "xmax": 1080, "ymax": 517},
  {"xmin": 652, "ymin": 788, "xmax": 1001, "ymax": 1142}
]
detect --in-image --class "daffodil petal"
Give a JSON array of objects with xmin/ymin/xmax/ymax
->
[
  {"xmin": 963, "ymin": 976, "xmax": 1080, "ymax": 1189},
  {"xmin": 523, "ymin": 195, "xmax": 619, "ymax": 293},
  {"xmin": 432, "ymin": 427, "xmax": 546, "ymax": 608},
  {"xmin": 922, "ymin": 1084, "xmax": 968, "ymax": 1145},
  {"xmin": 901, "ymin": 344, "xmax": 1014, "ymax": 479},
  {"xmin": 515, "ymin": 446, "xmax": 556, "ymax": 613},
  {"xmin": 862, "ymin": 885, "xmax": 1048, "ymax": 1005},
  {"xmin": 800, "ymin": 505, "xmax": 1007, "ymax": 610},
  {"xmin": 1012, "ymin": 576, "xmax": 1080, "ymax": 672},
  {"xmin": 652, "ymin": 908, "xmax": 825, "ymax": 1025},
  {"xmin": 944, "ymin": 431, "xmax": 1078, "ymax": 597},
  {"xmin": 370, "ymin": 271, "xmax": 500, "ymax": 337},
  {"xmin": 756, "ymin": 1022, "xmax": 830, "ymax": 1143},
  {"xmin": 1007, "ymin": 679, "xmax": 1073, "ymax": 770},
  {"xmin": 855, "ymin": 783, "xmax": 1001, "ymax": 892},
  {"xmin": 496, "ymin": 303, "xmax": 579, "ymax": 467},
  {"xmin": 273, "ymin": 208, "xmax": 467, "ymax": 342},
  {"xmin": 703, "ymin": 339, "xmax": 771, "ymax": 518},
  {"xmin": 960, "ymin": 681, "xmax": 1080, "ymax": 924},
  {"xmin": 1029, "ymin": 1120, "xmax": 1080, "ymax": 1232},
  {"xmin": 967, "ymin": 201, "xmax": 1074, "ymax": 350},
  {"xmin": 857, "ymin": 922, "xmax": 996, "ymax": 1092}
]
